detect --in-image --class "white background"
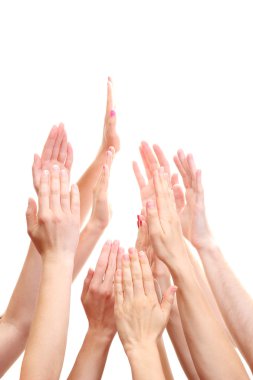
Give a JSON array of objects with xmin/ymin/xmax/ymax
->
[{"xmin": 0, "ymin": 1, "xmax": 253, "ymax": 378}]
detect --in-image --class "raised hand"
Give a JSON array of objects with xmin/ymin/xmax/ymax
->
[
  {"xmin": 32, "ymin": 124, "xmax": 73, "ymax": 194},
  {"xmin": 114, "ymin": 248, "xmax": 176, "ymax": 354},
  {"xmin": 173, "ymin": 150, "xmax": 213, "ymax": 249},
  {"xmin": 133, "ymin": 142, "xmax": 170, "ymax": 206},
  {"xmin": 26, "ymin": 165, "xmax": 80, "ymax": 259},
  {"xmin": 81, "ymin": 240, "xmax": 123, "ymax": 340},
  {"xmin": 146, "ymin": 168, "xmax": 187, "ymax": 270},
  {"xmin": 100, "ymin": 77, "xmax": 120, "ymax": 153}
]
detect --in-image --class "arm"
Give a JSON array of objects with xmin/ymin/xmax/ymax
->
[
  {"xmin": 146, "ymin": 168, "xmax": 249, "ymax": 380},
  {"xmin": 68, "ymin": 241, "xmax": 120, "ymax": 380},
  {"xmin": 0, "ymin": 83, "xmax": 118, "ymax": 375},
  {"xmin": 114, "ymin": 247, "xmax": 176, "ymax": 380},
  {"xmin": 20, "ymin": 166, "xmax": 80, "ymax": 380},
  {"xmin": 174, "ymin": 149, "xmax": 253, "ymax": 370}
]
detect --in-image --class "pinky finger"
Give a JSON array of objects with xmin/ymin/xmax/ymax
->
[
  {"xmin": 70, "ymin": 184, "xmax": 80, "ymax": 216},
  {"xmin": 82, "ymin": 269, "xmax": 94, "ymax": 299},
  {"xmin": 65, "ymin": 143, "xmax": 73, "ymax": 171}
]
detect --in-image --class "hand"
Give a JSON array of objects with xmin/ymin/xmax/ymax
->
[
  {"xmin": 114, "ymin": 248, "xmax": 176, "ymax": 355},
  {"xmin": 100, "ymin": 77, "xmax": 120, "ymax": 153},
  {"xmin": 173, "ymin": 150, "xmax": 213, "ymax": 249},
  {"xmin": 81, "ymin": 240, "xmax": 123, "ymax": 340},
  {"xmin": 146, "ymin": 168, "xmax": 187, "ymax": 270},
  {"xmin": 33, "ymin": 124, "xmax": 73, "ymax": 194},
  {"xmin": 26, "ymin": 165, "xmax": 80, "ymax": 259},
  {"xmin": 133, "ymin": 141, "xmax": 171, "ymax": 206},
  {"xmin": 136, "ymin": 209, "xmax": 171, "ymax": 296},
  {"xmin": 89, "ymin": 147, "xmax": 114, "ymax": 230}
]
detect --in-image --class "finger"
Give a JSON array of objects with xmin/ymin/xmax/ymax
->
[
  {"xmin": 129, "ymin": 248, "xmax": 144, "ymax": 296},
  {"xmin": 32, "ymin": 154, "xmax": 42, "ymax": 191},
  {"xmin": 65, "ymin": 143, "xmax": 73, "ymax": 171},
  {"xmin": 172, "ymin": 184, "xmax": 185, "ymax": 212},
  {"xmin": 60, "ymin": 169, "xmax": 70, "ymax": 212},
  {"xmin": 82, "ymin": 269, "xmax": 94, "ymax": 299},
  {"xmin": 153, "ymin": 169, "xmax": 171, "ymax": 225},
  {"xmin": 177, "ymin": 149, "xmax": 192, "ymax": 188},
  {"xmin": 39, "ymin": 169, "xmax": 50, "ymax": 213},
  {"xmin": 187, "ymin": 153, "xmax": 197, "ymax": 191},
  {"xmin": 153, "ymin": 144, "xmax": 171, "ymax": 180},
  {"xmin": 141, "ymin": 141, "xmax": 159, "ymax": 175},
  {"xmin": 133, "ymin": 161, "xmax": 146, "ymax": 189},
  {"xmin": 196, "ymin": 169, "xmax": 204, "ymax": 195},
  {"xmin": 174, "ymin": 153, "xmax": 191, "ymax": 189},
  {"xmin": 52, "ymin": 123, "xmax": 65, "ymax": 160},
  {"xmin": 104, "ymin": 240, "xmax": 120, "ymax": 286},
  {"xmin": 146, "ymin": 200, "xmax": 163, "ymax": 239},
  {"xmin": 138, "ymin": 251, "xmax": 157, "ymax": 299},
  {"xmin": 58, "ymin": 130, "xmax": 68, "ymax": 163},
  {"xmin": 26, "ymin": 198, "xmax": 37, "ymax": 235},
  {"xmin": 117, "ymin": 247, "xmax": 125, "ymax": 270},
  {"xmin": 70, "ymin": 184, "xmax": 80, "ymax": 216},
  {"xmin": 161, "ymin": 286, "xmax": 177, "ymax": 314},
  {"xmin": 41, "ymin": 126, "xmax": 58, "ymax": 161},
  {"xmin": 92, "ymin": 241, "xmax": 112, "ymax": 286},
  {"xmin": 106, "ymin": 147, "xmax": 115, "ymax": 170},
  {"xmin": 171, "ymin": 173, "xmax": 179, "ymax": 187},
  {"xmin": 122, "ymin": 254, "xmax": 133, "ymax": 300},
  {"xmin": 106, "ymin": 77, "xmax": 115, "ymax": 116},
  {"xmin": 114, "ymin": 268, "xmax": 123, "ymax": 306},
  {"xmin": 139, "ymin": 145, "xmax": 152, "ymax": 180},
  {"xmin": 50, "ymin": 165, "xmax": 61, "ymax": 212},
  {"xmin": 135, "ymin": 220, "xmax": 148, "ymax": 252}
]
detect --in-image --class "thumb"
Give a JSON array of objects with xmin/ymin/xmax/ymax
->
[
  {"xmin": 161, "ymin": 286, "xmax": 177, "ymax": 315},
  {"xmin": 26, "ymin": 198, "xmax": 37, "ymax": 237},
  {"xmin": 146, "ymin": 200, "xmax": 162, "ymax": 240},
  {"xmin": 82, "ymin": 269, "xmax": 94, "ymax": 301}
]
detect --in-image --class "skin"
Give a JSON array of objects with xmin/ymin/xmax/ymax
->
[
  {"xmin": 0, "ymin": 77, "xmax": 119, "ymax": 377},
  {"xmin": 114, "ymin": 247, "xmax": 176, "ymax": 380},
  {"xmin": 146, "ymin": 168, "xmax": 249, "ymax": 380},
  {"xmin": 68, "ymin": 241, "xmax": 123, "ymax": 380},
  {"xmin": 174, "ymin": 149, "xmax": 253, "ymax": 372},
  {"xmin": 20, "ymin": 166, "xmax": 80, "ymax": 380}
]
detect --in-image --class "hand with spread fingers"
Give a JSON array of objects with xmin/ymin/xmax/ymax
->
[
  {"xmin": 68, "ymin": 241, "xmax": 124, "ymax": 380},
  {"xmin": 114, "ymin": 248, "xmax": 176, "ymax": 380},
  {"xmin": 33, "ymin": 124, "xmax": 73, "ymax": 194},
  {"xmin": 173, "ymin": 150, "xmax": 213, "ymax": 250}
]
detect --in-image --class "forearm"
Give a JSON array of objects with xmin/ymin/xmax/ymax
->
[
  {"xmin": 167, "ymin": 304, "xmax": 200, "ymax": 380},
  {"xmin": 73, "ymin": 221, "xmax": 104, "ymax": 279},
  {"xmin": 157, "ymin": 338, "xmax": 174, "ymax": 380},
  {"xmin": 77, "ymin": 150, "xmax": 107, "ymax": 224},
  {"xmin": 127, "ymin": 344, "xmax": 166, "ymax": 380},
  {"xmin": 198, "ymin": 242, "xmax": 253, "ymax": 370},
  {"xmin": 20, "ymin": 255, "xmax": 73, "ymax": 380},
  {"xmin": 0, "ymin": 243, "xmax": 42, "ymax": 376},
  {"xmin": 68, "ymin": 329, "xmax": 113, "ymax": 380},
  {"xmin": 169, "ymin": 259, "xmax": 249, "ymax": 380}
]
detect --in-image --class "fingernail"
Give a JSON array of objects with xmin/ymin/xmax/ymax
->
[
  {"xmin": 110, "ymin": 110, "xmax": 116, "ymax": 117},
  {"xmin": 113, "ymin": 240, "xmax": 120, "ymax": 246},
  {"xmin": 106, "ymin": 240, "xmax": 112, "ymax": 245},
  {"xmin": 159, "ymin": 167, "xmax": 164, "ymax": 174},
  {"xmin": 61, "ymin": 169, "xmax": 67, "ymax": 176},
  {"xmin": 123, "ymin": 254, "xmax": 130, "ymax": 262},
  {"xmin": 147, "ymin": 200, "xmax": 155, "ymax": 208},
  {"xmin": 128, "ymin": 248, "xmax": 135, "ymax": 255},
  {"xmin": 53, "ymin": 164, "xmax": 60, "ymax": 171},
  {"xmin": 170, "ymin": 286, "xmax": 178, "ymax": 295},
  {"xmin": 43, "ymin": 170, "xmax": 49, "ymax": 176},
  {"xmin": 138, "ymin": 251, "xmax": 146, "ymax": 257}
]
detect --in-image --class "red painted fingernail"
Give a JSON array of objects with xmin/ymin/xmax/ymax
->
[{"xmin": 110, "ymin": 110, "xmax": 116, "ymax": 117}]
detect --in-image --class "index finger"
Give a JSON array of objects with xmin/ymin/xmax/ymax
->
[
  {"xmin": 92, "ymin": 241, "xmax": 112, "ymax": 286},
  {"xmin": 153, "ymin": 144, "xmax": 171, "ymax": 180},
  {"xmin": 41, "ymin": 126, "xmax": 58, "ymax": 162}
]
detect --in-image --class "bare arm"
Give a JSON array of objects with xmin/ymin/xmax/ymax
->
[
  {"xmin": 20, "ymin": 166, "xmax": 80, "ymax": 380},
  {"xmin": 146, "ymin": 168, "xmax": 249, "ymax": 380},
  {"xmin": 174, "ymin": 149, "xmax": 253, "ymax": 371}
]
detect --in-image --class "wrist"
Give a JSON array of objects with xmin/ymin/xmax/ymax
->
[
  {"xmin": 86, "ymin": 218, "xmax": 106, "ymax": 235},
  {"xmin": 86, "ymin": 327, "xmax": 114, "ymax": 347},
  {"xmin": 197, "ymin": 239, "xmax": 220, "ymax": 257},
  {"xmin": 42, "ymin": 251, "xmax": 75, "ymax": 269},
  {"xmin": 126, "ymin": 341, "xmax": 159, "ymax": 362}
]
